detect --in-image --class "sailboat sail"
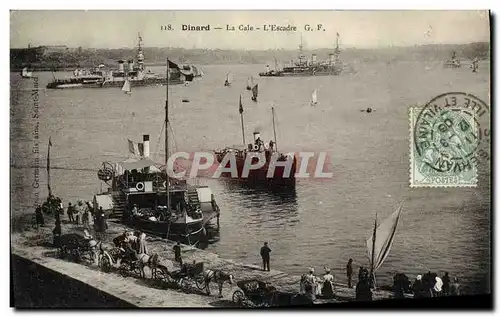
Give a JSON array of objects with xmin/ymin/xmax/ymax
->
[
  {"xmin": 224, "ymin": 73, "xmax": 232, "ymax": 86},
  {"xmin": 366, "ymin": 202, "xmax": 403, "ymax": 273},
  {"xmin": 311, "ymin": 89, "xmax": 318, "ymax": 105},
  {"xmin": 252, "ymin": 84, "xmax": 258, "ymax": 99},
  {"xmin": 122, "ymin": 79, "xmax": 131, "ymax": 94}
]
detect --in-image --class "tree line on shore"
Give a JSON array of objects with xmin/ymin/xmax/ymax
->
[{"xmin": 10, "ymin": 42, "xmax": 489, "ymax": 71}]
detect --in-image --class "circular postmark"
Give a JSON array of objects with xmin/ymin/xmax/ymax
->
[{"xmin": 413, "ymin": 92, "xmax": 490, "ymax": 174}]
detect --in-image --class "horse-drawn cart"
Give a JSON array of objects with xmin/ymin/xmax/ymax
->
[
  {"xmin": 152, "ymin": 261, "xmax": 207, "ymax": 292},
  {"xmin": 57, "ymin": 233, "xmax": 100, "ymax": 264},
  {"xmin": 232, "ymin": 279, "xmax": 277, "ymax": 307},
  {"xmin": 98, "ymin": 247, "xmax": 140, "ymax": 275},
  {"xmin": 232, "ymin": 279, "xmax": 313, "ymax": 307}
]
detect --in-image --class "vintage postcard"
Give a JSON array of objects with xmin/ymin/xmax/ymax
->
[{"xmin": 10, "ymin": 10, "xmax": 491, "ymax": 308}]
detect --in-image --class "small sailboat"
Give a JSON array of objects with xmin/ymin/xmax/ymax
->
[
  {"xmin": 122, "ymin": 79, "xmax": 132, "ymax": 94},
  {"xmin": 471, "ymin": 57, "xmax": 479, "ymax": 73},
  {"xmin": 366, "ymin": 201, "xmax": 404, "ymax": 288},
  {"xmin": 246, "ymin": 76, "xmax": 254, "ymax": 90},
  {"xmin": 251, "ymin": 84, "xmax": 258, "ymax": 102},
  {"xmin": 310, "ymin": 89, "xmax": 318, "ymax": 106},
  {"xmin": 21, "ymin": 67, "xmax": 33, "ymax": 78},
  {"xmin": 224, "ymin": 73, "xmax": 232, "ymax": 87}
]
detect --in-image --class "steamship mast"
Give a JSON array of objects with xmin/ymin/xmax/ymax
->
[
  {"xmin": 297, "ymin": 33, "xmax": 307, "ymax": 66},
  {"xmin": 136, "ymin": 33, "xmax": 145, "ymax": 72},
  {"xmin": 334, "ymin": 32, "xmax": 341, "ymax": 64}
]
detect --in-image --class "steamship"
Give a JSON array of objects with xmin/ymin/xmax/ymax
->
[
  {"xmin": 443, "ymin": 51, "xmax": 462, "ymax": 68},
  {"xmin": 46, "ymin": 34, "xmax": 190, "ymax": 89},
  {"xmin": 214, "ymin": 108, "xmax": 297, "ymax": 190},
  {"xmin": 95, "ymin": 134, "xmax": 221, "ymax": 245},
  {"xmin": 259, "ymin": 33, "xmax": 343, "ymax": 77}
]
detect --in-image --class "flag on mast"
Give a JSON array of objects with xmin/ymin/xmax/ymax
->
[
  {"xmin": 128, "ymin": 139, "xmax": 140, "ymax": 155},
  {"xmin": 239, "ymin": 95, "xmax": 243, "ymax": 114}
]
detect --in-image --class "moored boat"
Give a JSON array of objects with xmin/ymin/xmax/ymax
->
[
  {"xmin": 443, "ymin": 51, "xmax": 462, "ymax": 68},
  {"xmin": 214, "ymin": 100, "xmax": 296, "ymax": 190}
]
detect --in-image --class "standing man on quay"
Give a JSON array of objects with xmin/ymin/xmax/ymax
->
[
  {"xmin": 346, "ymin": 258, "xmax": 354, "ymax": 288},
  {"xmin": 173, "ymin": 241, "xmax": 183, "ymax": 266},
  {"xmin": 67, "ymin": 202, "xmax": 75, "ymax": 223},
  {"xmin": 260, "ymin": 242, "xmax": 272, "ymax": 271}
]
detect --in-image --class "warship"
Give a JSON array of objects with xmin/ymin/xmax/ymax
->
[
  {"xmin": 46, "ymin": 34, "xmax": 191, "ymax": 89},
  {"xmin": 259, "ymin": 33, "xmax": 343, "ymax": 77}
]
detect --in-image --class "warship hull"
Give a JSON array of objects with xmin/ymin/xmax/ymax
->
[{"xmin": 46, "ymin": 77, "xmax": 184, "ymax": 89}]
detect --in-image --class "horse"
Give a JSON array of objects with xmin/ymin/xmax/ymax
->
[
  {"xmin": 136, "ymin": 253, "xmax": 160, "ymax": 278},
  {"xmin": 202, "ymin": 269, "xmax": 234, "ymax": 297}
]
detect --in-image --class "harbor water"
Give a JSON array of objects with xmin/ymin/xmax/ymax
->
[{"xmin": 10, "ymin": 61, "xmax": 491, "ymax": 295}]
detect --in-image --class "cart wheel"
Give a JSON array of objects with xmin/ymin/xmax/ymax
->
[
  {"xmin": 194, "ymin": 278, "xmax": 206, "ymax": 292},
  {"xmin": 152, "ymin": 265, "xmax": 171, "ymax": 282},
  {"xmin": 232, "ymin": 290, "xmax": 245, "ymax": 306},
  {"xmin": 179, "ymin": 277, "xmax": 189, "ymax": 290},
  {"xmin": 118, "ymin": 262, "xmax": 129, "ymax": 276},
  {"xmin": 134, "ymin": 265, "xmax": 144, "ymax": 278},
  {"xmin": 119, "ymin": 266, "xmax": 128, "ymax": 277},
  {"xmin": 99, "ymin": 254, "xmax": 112, "ymax": 273},
  {"xmin": 57, "ymin": 247, "xmax": 65, "ymax": 259},
  {"xmin": 71, "ymin": 249, "xmax": 81, "ymax": 262}
]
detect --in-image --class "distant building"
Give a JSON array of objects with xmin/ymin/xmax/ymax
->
[{"xmin": 41, "ymin": 45, "xmax": 69, "ymax": 54}]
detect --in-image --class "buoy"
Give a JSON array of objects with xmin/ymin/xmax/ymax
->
[{"xmin": 366, "ymin": 107, "xmax": 372, "ymax": 113}]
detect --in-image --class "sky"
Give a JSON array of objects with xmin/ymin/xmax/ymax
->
[{"xmin": 10, "ymin": 10, "xmax": 490, "ymax": 50}]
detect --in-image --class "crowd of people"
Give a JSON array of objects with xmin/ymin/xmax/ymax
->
[
  {"xmin": 112, "ymin": 230, "xmax": 148, "ymax": 263},
  {"xmin": 37, "ymin": 194, "xmax": 464, "ymax": 303},
  {"xmin": 34, "ymin": 195, "xmax": 109, "ymax": 246},
  {"xmin": 406, "ymin": 271, "xmax": 461, "ymax": 298},
  {"xmin": 255, "ymin": 245, "xmax": 462, "ymax": 302}
]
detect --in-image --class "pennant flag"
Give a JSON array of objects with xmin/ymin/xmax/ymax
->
[
  {"xmin": 239, "ymin": 95, "xmax": 243, "ymax": 114},
  {"xmin": 167, "ymin": 59, "xmax": 180, "ymax": 69},
  {"xmin": 49, "ymin": 136, "xmax": 52, "ymax": 146}
]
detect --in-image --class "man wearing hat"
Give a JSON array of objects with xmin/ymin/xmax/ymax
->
[{"xmin": 260, "ymin": 242, "xmax": 272, "ymax": 271}]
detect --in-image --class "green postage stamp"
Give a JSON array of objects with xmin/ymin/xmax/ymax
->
[{"xmin": 409, "ymin": 92, "xmax": 489, "ymax": 188}]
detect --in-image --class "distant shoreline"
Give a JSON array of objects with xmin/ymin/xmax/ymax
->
[
  {"xmin": 10, "ymin": 42, "xmax": 490, "ymax": 71},
  {"xmin": 10, "ymin": 59, "xmax": 491, "ymax": 73}
]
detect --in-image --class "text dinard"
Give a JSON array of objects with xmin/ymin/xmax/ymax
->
[{"xmin": 181, "ymin": 24, "xmax": 323, "ymax": 32}]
